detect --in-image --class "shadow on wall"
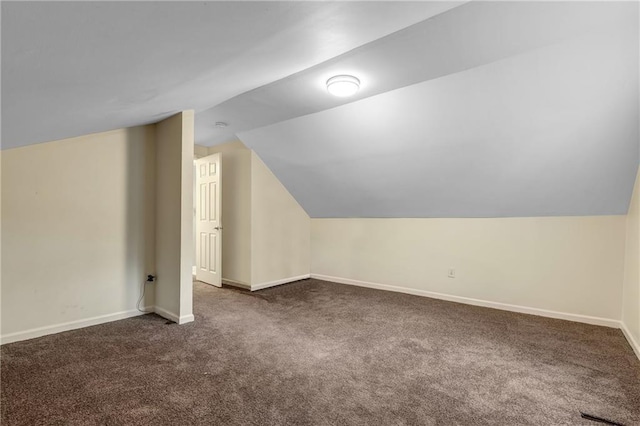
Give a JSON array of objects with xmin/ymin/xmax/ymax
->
[{"xmin": 125, "ymin": 126, "xmax": 157, "ymax": 311}]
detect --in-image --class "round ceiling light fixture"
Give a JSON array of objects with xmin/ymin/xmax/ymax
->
[
  {"xmin": 214, "ymin": 121, "xmax": 228, "ymax": 128},
  {"xmin": 326, "ymin": 75, "xmax": 360, "ymax": 97}
]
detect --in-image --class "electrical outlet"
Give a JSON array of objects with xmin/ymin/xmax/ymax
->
[{"xmin": 448, "ymin": 268, "xmax": 456, "ymax": 278}]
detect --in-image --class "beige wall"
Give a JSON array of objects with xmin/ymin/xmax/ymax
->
[
  {"xmin": 1, "ymin": 150, "xmax": 3, "ymax": 337},
  {"xmin": 204, "ymin": 142, "xmax": 310, "ymax": 288},
  {"xmin": 622, "ymin": 168, "xmax": 640, "ymax": 355},
  {"xmin": 251, "ymin": 152, "xmax": 310, "ymax": 286},
  {"xmin": 0, "ymin": 151, "xmax": 3, "ymax": 336},
  {"xmin": 208, "ymin": 141, "xmax": 252, "ymax": 285},
  {"xmin": 1, "ymin": 126, "xmax": 157, "ymax": 341},
  {"xmin": 155, "ymin": 112, "xmax": 194, "ymax": 324},
  {"xmin": 179, "ymin": 112, "xmax": 195, "ymax": 319},
  {"xmin": 311, "ymin": 216, "xmax": 626, "ymax": 322},
  {"xmin": 4, "ymin": 121, "xmax": 632, "ymax": 348},
  {"xmin": 194, "ymin": 144, "xmax": 209, "ymax": 159}
]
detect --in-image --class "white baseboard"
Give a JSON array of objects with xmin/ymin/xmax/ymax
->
[
  {"xmin": 251, "ymin": 274, "xmax": 311, "ymax": 291},
  {"xmin": 310, "ymin": 274, "xmax": 620, "ymax": 329},
  {"xmin": 0, "ymin": 307, "xmax": 153, "ymax": 345},
  {"xmin": 620, "ymin": 322, "xmax": 640, "ymax": 361},
  {"xmin": 153, "ymin": 306, "xmax": 180, "ymax": 323},
  {"xmin": 153, "ymin": 307, "xmax": 194, "ymax": 324},
  {"xmin": 222, "ymin": 275, "xmax": 310, "ymax": 291},
  {"xmin": 179, "ymin": 314, "xmax": 195, "ymax": 325},
  {"xmin": 222, "ymin": 278, "xmax": 252, "ymax": 290}
]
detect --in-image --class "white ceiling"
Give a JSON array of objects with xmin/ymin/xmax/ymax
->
[
  {"xmin": 2, "ymin": 1, "xmax": 460, "ymax": 149},
  {"xmin": 3, "ymin": 1, "xmax": 639, "ymax": 218},
  {"xmin": 241, "ymin": 19, "xmax": 639, "ymax": 217},
  {"xmin": 202, "ymin": 1, "xmax": 633, "ymax": 146},
  {"xmin": 238, "ymin": 1, "xmax": 639, "ymax": 217}
]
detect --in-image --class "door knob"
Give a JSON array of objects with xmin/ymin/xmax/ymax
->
[{"xmin": 214, "ymin": 226, "xmax": 223, "ymax": 230}]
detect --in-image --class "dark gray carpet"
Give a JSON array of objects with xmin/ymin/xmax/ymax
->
[{"xmin": 2, "ymin": 279, "xmax": 639, "ymax": 425}]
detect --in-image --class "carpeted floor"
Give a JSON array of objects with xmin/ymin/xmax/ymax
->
[{"xmin": 2, "ymin": 279, "xmax": 639, "ymax": 425}]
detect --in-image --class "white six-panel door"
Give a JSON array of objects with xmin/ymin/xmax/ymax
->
[{"xmin": 195, "ymin": 154, "xmax": 222, "ymax": 287}]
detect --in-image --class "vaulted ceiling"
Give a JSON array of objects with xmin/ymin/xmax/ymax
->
[
  {"xmin": 3, "ymin": 1, "xmax": 639, "ymax": 218},
  {"xmin": 2, "ymin": 1, "xmax": 461, "ymax": 148}
]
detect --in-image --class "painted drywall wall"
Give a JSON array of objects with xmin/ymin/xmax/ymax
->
[
  {"xmin": 203, "ymin": 141, "xmax": 310, "ymax": 288},
  {"xmin": 0, "ymin": 151, "xmax": 4, "ymax": 336},
  {"xmin": 251, "ymin": 152, "xmax": 310, "ymax": 286},
  {"xmin": 311, "ymin": 217, "xmax": 626, "ymax": 323},
  {"xmin": 1, "ymin": 126, "xmax": 156, "ymax": 341},
  {"xmin": 179, "ymin": 112, "xmax": 195, "ymax": 319},
  {"xmin": 194, "ymin": 144, "xmax": 208, "ymax": 159},
  {"xmin": 622, "ymin": 168, "xmax": 640, "ymax": 356},
  {"xmin": 154, "ymin": 111, "xmax": 194, "ymax": 324},
  {"xmin": 207, "ymin": 141, "xmax": 252, "ymax": 286}
]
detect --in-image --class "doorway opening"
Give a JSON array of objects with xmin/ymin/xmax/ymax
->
[{"xmin": 193, "ymin": 154, "xmax": 222, "ymax": 287}]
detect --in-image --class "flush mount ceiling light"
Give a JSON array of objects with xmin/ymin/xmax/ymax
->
[
  {"xmin": 326, "ymin": 75, "xmax": 360, "ymax": 97},
  {"xmin": 214, "ymin": 121, "xmax": 228, "ymax": 128}
]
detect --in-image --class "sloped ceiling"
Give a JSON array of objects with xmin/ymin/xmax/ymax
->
[
  {"xmin": 238, "ymin": 1, "xmax": 639, "ymax": 217},
  {"xmin": 2, "ymin": 1, "xmax": 460, "ymax": 149},
  {"xmin": 204, "ymin": 1, "xmax": 636, "ymax": 147},
  {"xmin": 3, "ymin": 1, "xmax": 639, "ymax": 218}
]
